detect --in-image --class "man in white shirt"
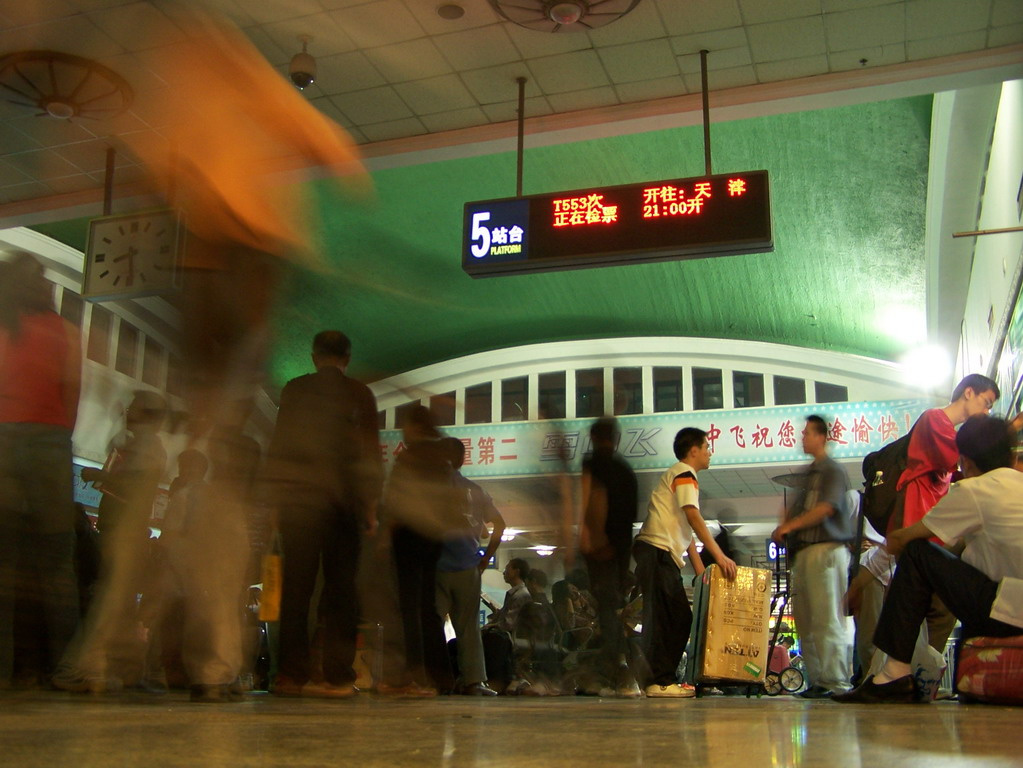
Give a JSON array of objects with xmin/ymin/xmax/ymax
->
[
  {"xmin": 836, "ymin": 416, "xmax": 1023, "ymax": 703},
  {"xmin": 633, "ymin": 427, "xmax": 737, "ymax": 698}
]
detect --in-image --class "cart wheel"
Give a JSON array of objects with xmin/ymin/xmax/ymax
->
[
  {"xmin": 780, "ymin": 667, "xmax": 804, "ymax": 693},
  {"xmin": 763, "ymin": 673, "xmax": 782, "ymax": 696}
]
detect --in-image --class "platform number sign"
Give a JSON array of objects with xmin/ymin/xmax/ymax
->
[
  {"xmin": 462, "ymin": 170, "xmax": 772, "ymax": 278},
  {"xmin": 465, "ymin": 198, "xmax": 530, "ymax": 267},
  {"xmin": 766, "ymin": 539, "xmax": 787, "ymax": 562}
]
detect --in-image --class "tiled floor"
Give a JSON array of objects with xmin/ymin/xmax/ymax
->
[{"xmin": 1, "ymin": 690, "xmax": 1021, "ymax": 768}]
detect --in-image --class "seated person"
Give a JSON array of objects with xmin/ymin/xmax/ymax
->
[
  {"xmin": 768, "ymin": 636, "xmax": 795, "ymax": 675},
  {"xmin": 836, "ymin": 416, "xmax": 1023, "ymax": 703},
  {"xmin": 481, "ymin": 558, "xmax": 531, "ymax": 691},
  {"xmin": 525, "ymin": 568, "xmax": 550, "ymax": 605},
  {"xmin": 485, "ymin": 558, "xmax": 531, "ymax": 634}
]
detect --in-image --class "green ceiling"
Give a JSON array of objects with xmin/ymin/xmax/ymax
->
[{"xmin": 33, "ymin": 95, "xmax": 933, "ymax": 389}]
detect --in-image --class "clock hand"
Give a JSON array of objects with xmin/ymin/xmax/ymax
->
[{"xmin": 126, "ymin": 246, "xmax": 135, "ymax": 287}]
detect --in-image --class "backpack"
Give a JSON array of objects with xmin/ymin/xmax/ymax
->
[{"xmin": 860, "ymin": 426, "xmax": 915, "ymax": 534}]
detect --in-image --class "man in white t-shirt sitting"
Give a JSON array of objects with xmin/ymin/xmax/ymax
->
[
  {"xmin": 633, "ymin": 427, "xmax": 737, "ymax": 698},
  {"xmin": 836, "ymin": 416, "xmax": 1023, "ymax": 703}
]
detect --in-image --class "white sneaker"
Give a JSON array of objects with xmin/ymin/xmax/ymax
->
[{"xmin": 645, "ymin": 683, "xmax": 696, "ymax": 698}]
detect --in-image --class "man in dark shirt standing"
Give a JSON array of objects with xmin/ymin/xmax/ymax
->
[
  {"xmin": 580, "ymin": 417, "xmax": 639, "ymax": 697},
  {"xmin": 264, "ymin": 331, "xmax": 381, "ymax": 698},
  {"xmin": 772, "ymin": 415, "xmax": 855, "ymax": 699}
]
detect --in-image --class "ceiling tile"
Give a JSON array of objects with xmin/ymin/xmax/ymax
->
[
  {"xmin": 262, "ymin": 13, "xmax": 358, "ymax": 58},
  {"xmin": 307, "ymin": 96, "xmax": 353, "ymax": 127},
  {"xmin": 359, "ymin": 116, "xmax": 427, "ymax": 141},
  {"xmin": 683, "ymin": 64, "xmax": 757, "ymax": 92},
  {"xmin": 53, "ymin": 139, "xmax": 134, "ymax": 173},
  {"xmin": 393, "ymin": 74, "xmax": 477, "ymax": 114},
  {"xmin": 9, "ymin": 116, "xmax": 97, "ymax": 147},
  {"xmin": 363, "ymin": 39, "xmax": 453, "ymax": 82},
  {"xmin": 598, "ymin": 39, "xmax": 679, "ymax": 84},
  {"xmin": 87, "ymin": 2, "xmax": 186, "ymax": 52},
  {"xmin": 202, "ymin": 0, "xmax": 259, "ymax": 29},
  {"xmin": 756, "ymin": 54, "xmax": 829, "ymax": 81},
  {"xmin": 97, "ymin": 52, "xmax": 168, "ymax": 95},
  {"xmin": 129, "ymin": 89, "xmax": 190, "ymax": 129},
  {"xmin": 331, "ymin": 85, "xmax": 414, "ymax": 124},
  {"xmin": 104, "ymin": 163, "xmax": 149, "ymax": 186},
  {"xmin": 906, "ymin": 30, "xmax": 989, "ymax": 60},
  {"xmin": 905, "ymin": 0, "xmax": 990, "ymax": 40},
  {"xmin": 989, "ymin": 23, "xmax": 1023, "ymax": 46},
  {"xmin": 677, "ymin": 46, "xmax": 752, "ymax": 74},
  {"xmin": 528, "ymin": 50, "xmax": 611, "ymax": 94},
  {"xmin": 546, "ymin": 86, "xmax": 620, "ymax": 113},
  {"xmin": 345, "ymin": 125, "xmax": 368, "ymax": 144},
  {"xmin": 992, "ymin": 0, "xmax": 1023, "ymax": 25},
  {"xmin": 93, "ymin": 110, "xmax": 151, "ymax": 139},
  {"xmin": 243, "ymin": 0, "xmax": 326, "ymax": 25},
  {"xmin": 614, "ymin": 76, "xmax": 688, "ymax": 103},
  {"xmin": 825, "ymin": 3, "xmax": 905, "ymax": 51},
  {"xmin": 0, "ymin": 124, "xmax": 42, "ymax": 155},
  {"xmin": 320, "ymin": 0, "xmax": 379, "ymax": 8},
  {"xmin": 747, "ymin": 16, "xmax": 827, "ymax": 62},
  {"xmin": 241, "ymin": 26, "xmax": 293, "ymax": 66},
  {"xmin": 330, "ymin": 0, "xmax": 427, "ymax": 48},
  {"xmin": 459, "ymin": 62, "xmax": 541, "ymax": 104},
  {"xmin": 0, "ymin": 0, "xmax": 76, "ymax": 26},
  {"xmin": 420, "ymin": 107, "xmax": 489, "ymax": 132},
  {"xmin": 655, "ymin": 0, "xmax": 743, "ymax": 36},
  {"xmin": 481, "ymin": 95, "xmax": 553, "ymax": 123},
  {"xmin": 739, "ymin": 0, "xmax": 823, "ymax": 24},
  {"xmin": 0, "ymin": 181, "xmax": 51, "ymax": 204},
  {"xmin": 433, "ymin": 24, "xmax": 521, "ymax": 70},
  {"xmin": 585, "ymin": 0, "xmax": 668, "ymax": 46},
  {"xmin": 828, "ymin": 44, "xmax": 906, "ymax": 70},
  {"xmin": 504, "ymin": 22, "xmax": 593, "ymax": 58},
  {"xmin": 669, "ymin": 27, "xmax": 749, "ymax": 56},
  {"xmin": 400, "ymin": 0, "xmax": 499, "ymax": 35},
  {"xmin": 45, "ymin": 173, "xmax": 100, "ymax": 195},
  {"xmin": 0, "ymin": 158, "xmax": 34, "ymax": 185},
  {"xmin": 821, "ymin": 0, "xmax": 895, "ymax": 10},
  {"xmin": 0, "ymin": 17, "xmax": 124, "ymax": 60},
  {"xmin": 4, "ymin": 149, "xmax": 81, "ymax": 181},
  {"xmin": 312, "ymin": 52, "xmax": 387, "ymax": 95}
]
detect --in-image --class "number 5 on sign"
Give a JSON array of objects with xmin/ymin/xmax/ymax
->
[{"xmin": 471, "ymin": 211, "xmax": 491, "ymax": 258}]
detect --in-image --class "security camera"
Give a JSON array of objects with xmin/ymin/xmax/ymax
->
[{"xmin": 289, "ymin": 36, "xmax": 316, "ymax": 90}]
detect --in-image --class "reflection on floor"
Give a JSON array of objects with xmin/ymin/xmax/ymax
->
[{"xmin": 1, "ymin": 691, "xmax": 1021, "ymax": 768}]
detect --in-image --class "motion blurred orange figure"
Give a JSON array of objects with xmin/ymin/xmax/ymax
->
[{"xmin": 114, "ymin": 7, "xmax": 370, "ymax": 431}]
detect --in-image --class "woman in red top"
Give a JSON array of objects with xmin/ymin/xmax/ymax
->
[{"xmin": 0, "ymin": 252, "xmax": 82, "ymax": 686}]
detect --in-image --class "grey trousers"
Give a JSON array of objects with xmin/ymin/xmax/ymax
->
[
  {"xmin": 791, "ymin": 542, "xmax": 853, "ymax": 693},
  {"xmin": 436, "ymin": 567, "xmax": 486, "ymax": 685}
]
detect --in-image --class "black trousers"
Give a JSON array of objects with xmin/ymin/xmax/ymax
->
[
  {"xmin": 585, "ymin": 541, "xmax": 631, "ymax": 675},
  {"xmin": 874, "ymin": 539, "xmax": 1023, "ymax": 664},
  {"xmin": 392, "ymin": 526, "xmax": 451, "ymax": 690},
  {"xmin": 633, "ymin": 539, "xmax": 691, "ymax": 686},
  {"xmin": 278, "ymin": 504, "xmax": 360, "ymax": 686}
]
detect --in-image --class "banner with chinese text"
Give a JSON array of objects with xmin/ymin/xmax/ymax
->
[{"xmin": 380, "ymin": 399, "xmax": 932, "ymax": 478}]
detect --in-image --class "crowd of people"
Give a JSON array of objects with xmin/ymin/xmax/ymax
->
[{"xmin": 2, "ymin": 260, "xmax": 1021, "ymax": 704}]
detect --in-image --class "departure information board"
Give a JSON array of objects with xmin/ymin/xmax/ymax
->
[{"xmin": 462, "ymin": 170, "xmax": 772, "ymax": 277}]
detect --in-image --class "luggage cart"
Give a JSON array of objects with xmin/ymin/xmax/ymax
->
[{"xmin": 762, "ymin": 588, "xmax": 804, "ymax": 695}]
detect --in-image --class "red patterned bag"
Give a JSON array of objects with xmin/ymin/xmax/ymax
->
[{"xmin": 956, "ymin": 635, "xmax": 1023, "ymax": 705}]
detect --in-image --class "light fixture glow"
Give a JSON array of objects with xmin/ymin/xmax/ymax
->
[
  {"xmin": 547, "ymin": 1, "xmax": 584, "ymax": 24},
  {"xmin": 899, "ymin": 344, "xmax": 952, "ymax": 390}
]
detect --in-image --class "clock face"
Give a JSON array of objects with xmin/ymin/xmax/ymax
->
[{"xmin": 83, "ymin": 209, "xmax": 182, "ymax": 300}]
